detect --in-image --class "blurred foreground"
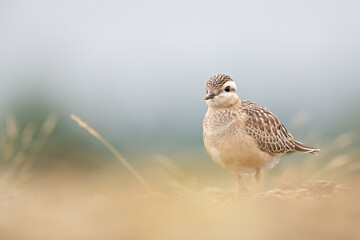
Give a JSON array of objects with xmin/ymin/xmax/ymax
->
[
  {"xmin": 0, "ymin": 176, "xmax": 359, "ymax": 240},
  {"xmin": 0, "ymin": 115, "xmax": 359, "ymax": 239}
]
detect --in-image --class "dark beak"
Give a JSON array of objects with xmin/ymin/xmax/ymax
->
[{"xmin": 205, "ymin": 93, "xmax": 215, "ymax": 100}]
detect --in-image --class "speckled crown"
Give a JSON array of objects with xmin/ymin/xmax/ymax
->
[{"xmin": 206, "ymin": 74, "xmax": 233, "ymax": 88}]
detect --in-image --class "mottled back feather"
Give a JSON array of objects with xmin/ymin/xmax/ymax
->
[{"xmin": 241, "ymin": 101, "xmax": 297, "ymax": 155}]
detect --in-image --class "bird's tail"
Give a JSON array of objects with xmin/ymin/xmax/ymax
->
[{"xmin": 293, "ymin": 140, "xmax": 320, "ymax": 155}]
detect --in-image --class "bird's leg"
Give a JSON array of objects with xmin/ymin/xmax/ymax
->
[
  {"xmin": 235, "ymin": 175, "xmax": 242, "ymax": 200},
  {"xmin": 254, "ymin": 168, "xmax": 263, "ymax": 196},
  {"xmin": 235, "ymin": 175, "xmax": 249, "ymax": 200}
]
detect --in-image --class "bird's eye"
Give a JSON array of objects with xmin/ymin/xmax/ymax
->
[
  {"xmin": 225, "ymin": 86, "xmax": 231, "ymax": 92},
  {"xmin": 206, "ymin": 90, "xmax": 208, "ymax": 94}
]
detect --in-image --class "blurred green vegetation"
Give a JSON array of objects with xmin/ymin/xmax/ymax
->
[{"xmin": 1, "ymin": 89, "xmax": 359, "ymax": 182}]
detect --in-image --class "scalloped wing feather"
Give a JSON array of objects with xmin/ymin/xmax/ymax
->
[{"xmin": 241, "ymin": 101, "xmax": 296, "ymax": 155}]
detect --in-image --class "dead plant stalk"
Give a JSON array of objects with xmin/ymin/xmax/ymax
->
[{"xmin": 70, "ymin": 114, "xmax": 153, "ymax": 193}]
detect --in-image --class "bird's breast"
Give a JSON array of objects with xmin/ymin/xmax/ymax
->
[{"xmin": 203, "ymin": 109, "xmax": 277, "ymax": 174}]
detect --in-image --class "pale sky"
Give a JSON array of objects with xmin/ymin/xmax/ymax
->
[{"xmin": 1, "ymin": 0, "xmax": 359, "ymax": 150}]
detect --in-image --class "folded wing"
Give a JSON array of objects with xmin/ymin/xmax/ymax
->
[{"xmin": 241, "ymin": 101, "xmax": 297, "ymax": 155}]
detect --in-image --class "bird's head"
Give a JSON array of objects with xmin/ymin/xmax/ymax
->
[{"xmin": 205, "ymin": 74, "xmax": 239, "ymax": 108}]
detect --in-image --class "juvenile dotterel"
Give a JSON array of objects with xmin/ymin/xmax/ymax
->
[{"xmin": 203, "ymin": 74, "xmax": 320, "ymax": 196}]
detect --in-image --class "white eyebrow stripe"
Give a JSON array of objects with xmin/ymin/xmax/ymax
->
[{"xmin": 224, "ymin": 81, "xmax": 237, "ymax": 91}]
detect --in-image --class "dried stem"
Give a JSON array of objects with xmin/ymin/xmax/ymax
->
[{"xmin": 70, "ymin": 114, "xmax": 153, "ymax": 193}]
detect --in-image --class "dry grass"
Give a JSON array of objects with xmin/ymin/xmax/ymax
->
[
  {"xmin": 0, "ymin": 114, "xmax": 57, "ymax": 191},
  {"xmin": 70, "ymin": 114, "xmax": 153, "ymax": 193},
  {"xmin": 0, "ymin": 114, "xmax": 359, "ymax": 240},
  {"xmin": 0, "ymin": 176, "xmax": 358, "ymax": 240}
]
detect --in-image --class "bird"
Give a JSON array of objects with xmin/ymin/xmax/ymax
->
[{"xmin": 202, "ymin": 74, "xmax": 320, "ymax": 197}]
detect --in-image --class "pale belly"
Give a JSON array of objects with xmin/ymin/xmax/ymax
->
[{"xmin": 204, "ymin": 128, "xmax": 280, "ymax": 175}]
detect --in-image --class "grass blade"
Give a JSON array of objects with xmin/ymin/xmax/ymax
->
[{"xmin": 70, "ymin": 114, "xmax": 153, "ymax": 193}]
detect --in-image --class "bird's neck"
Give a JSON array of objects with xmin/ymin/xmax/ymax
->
[{"xmin": 208, "ymin": 97, "xmax": 242, "ymax": 110}]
